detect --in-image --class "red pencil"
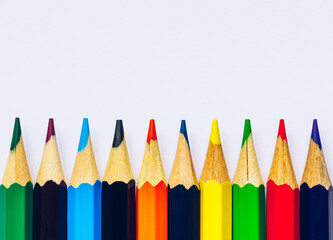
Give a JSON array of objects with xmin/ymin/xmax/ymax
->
[{"xmin": 267, "ymin": 119, "xmax": 299, "ymax": 240}]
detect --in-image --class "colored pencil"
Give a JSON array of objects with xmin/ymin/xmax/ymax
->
[
  {"xmin": 136, "ymin": 119, "xmax": 168, "ymax": 240},
  {"xmin": 300, "ymin": 119, "xmax": 333, "ymax": 240},
  {"xmin": 267, "ymin": 119, "xmax": 299, "ymax": 240},
  {"xmin": 68, "ymin": 118, "xmax": 101, "ymax": 240},
  {"xmin": 200, "ymin": 120, "xmax": 231, "ymax": 240},
  {"xmin": 33, "ymin": 119, "xmax": 67, "ymax": 240},
  {"xmin": 233, "ymin": 119, "xmax": 265, "ymax": 240},
  {"xmin": 169, "ymin": 120, "xmax": 200, "ymax": 240},
  {"xmin": 102, "ymin": 120, "xmax": 135, "ymax": 240},
  {"xmin": 0, "ymin": 118, "xmax": 33, "ymax": 240}
]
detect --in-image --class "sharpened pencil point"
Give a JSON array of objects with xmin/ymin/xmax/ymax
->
[
  {"xmin": 311, "ymin": 119, "xmax": 322, "ymax": 150},
  {"xmin": 112, "ymin": 120, "xmax": 124, "ymax": 148},
  {"xmin": 241, "ymin": 119, "xmax": 252, "ymax": 147},
  {"xmin": 46, "ymin": 118, "xmax": 56, "ymax": 143},
  {"xmin": 78, "ymin": 118, "xmax": 90, "ymax": 152},
  {"xmin": 10, "ymin": 117, "xmax": 22, "ymax": 151},
  {"xmin": 180, "ymin": 120, "xmax": 189, "ymax": 146},
  {"xmin": 210, "ymin": 120, "xmax": 221, "ymax": 145},
  {"xmin": 147, "ymin": 119, "xmax": 157, "ymax": 143},
  {"xmin": 278, "ymin": 119, "xmax": 287, "ymax": 141}
]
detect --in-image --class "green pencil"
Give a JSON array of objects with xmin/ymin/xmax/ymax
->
[
  {"xmin": 0, "ymin": 118, "xmax": 33, "ymax": 240},
  {"xmin": 232, "ymin": 119, "xmax": 265, "ymax": 240}
]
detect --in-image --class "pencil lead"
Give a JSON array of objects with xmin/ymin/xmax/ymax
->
[
  {"xmin": 147, "ymin": 119, "xmax": 157, "ymax": 144},
  {"xmin": 241, "ymin": 119, "xmax": 252, "ymax": 147},
  {"xmin": 180, "ymin": 120, "xmax": 189, "ymax": 146},
  {"xmin": 277, "ymin": 119, "xmax": 287, "ymax": 141},
  {"xmin": 311, "ymin": 119, "xmax": 322, "ymax": 150},
  {"xmin": 10, "ymin": 117, "xmax": 22, "ymax": 151},
  {"xmin": 112, "ymin": 120, "xmax": 124, "ymax": 148},
  {"xmin": 78, "ymin": 118, "xmax": 89, "ymax": 152},
  {"xmin": 210, "ymin": 120, "xmax": 221, "ymax": 145},
  {"xmin": 46, "ymin": 118, "xmax": 56, "ymax": 143}
]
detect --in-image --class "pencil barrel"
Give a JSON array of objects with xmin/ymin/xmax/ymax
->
[
  {"xmin": 68, "ymin": 181, "xmax": 101, "ymax": 240},
  {"xmin": 266, "ymin": 180, "xmax": 300, "ymax": 240},
  {"xmin": 102, "ymin": 180, "xmax": 136, "ymax": 240},
  {"xmin": 200, "ymin": 181, "xmax": 231, "ymax": 240},
  {"xmin": 33, "ymin": 180, "xmax": 67, "ymax": 240},
  {"xmin": 232, "ymin": 183, "xmax": 265, "ymax": 240},
  {"xmin": 168, "ymin": 185, "xmax": 200, "ymax": 240},
  {"xmin": 136, "ymin": 181, "xmax": 168, "ymax": 240},
  {"xmin": 300, "ymin": 183, "xmax": 333, "ymax": 240},
  {"xmin": 0, "ymin": 182, "xmax": 33, "ymax": 240}
]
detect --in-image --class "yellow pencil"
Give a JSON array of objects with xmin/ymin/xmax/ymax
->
[{"xmin": 200, "ymin": 120, "xmax": 232, "ymax": 240}]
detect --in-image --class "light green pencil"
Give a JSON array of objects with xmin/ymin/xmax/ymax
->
[{"xmin": 232, "ymin": 119, "xmax": 265, "ymax": 240}]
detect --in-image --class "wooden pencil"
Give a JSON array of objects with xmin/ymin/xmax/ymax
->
[
  {"xmin": 33, "ymin": 118, "xmax": 67, "ymax": 240},
  {"xmin": 233, "ymin": 119, "xmax": 265, "ymax": 240},
  {"xmin": 68, "ymin": 118, "xmax": 101, "ymax": 240},
  {"xmin": 136, "ymin": 119, "xmax": 168, "ymax": 240},
  {"xmin": 200, "ymin": 120, "xmax": 231, "ymax": 240},
  {"xmin": 169, "ymin": 120, "xmax": 200, "ymax": 240},
  {"xmin": 267, "ymin": 119, "xmax": 299, "ymax": 240},
  {"xmin": 0, "ymin": 118, "xmax": 33, "ymax": 240},
  {"xmin": 300, "ymin": 119, "xmax": 333, "ymax": 240},
  {"xmin": 102, "ymin": 120, "xmax": 135, "ymax": 240}
]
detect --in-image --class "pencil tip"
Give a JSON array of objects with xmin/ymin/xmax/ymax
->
[
  {"xmin": 10, "ymin": 117, "xmax": 22, "ymax": 151},
  {"xmin": 180, "ymin": 120, "xmax": 189, "ymax": 145},
  {"xmin": 278, "ymin": 119, "xmax": 287, "ymax": 141},
  {"xmin": 46, "ymin": 118, "xmax": 56, "ymax": 143},
  {"xmin": 147, "ymin": 119, "xmax": 157, "ymax": 143},
  {"xmin": 210, "ymin": 120, "xmax": 221, "ymax": 145},
  {"xmin": 112, "ymin": 120, "xmax": 124, "ymax": 148},
  {"xmin": 311, "ymin": 119, "xmax": 322, "ymax": 150},
  {"xmin": 78, "ymin": 118, "xmax": 90, "ymax": 151},
  {"xmin": 241, "ymin": 119, "xmax": 252, "ymax": 147}
]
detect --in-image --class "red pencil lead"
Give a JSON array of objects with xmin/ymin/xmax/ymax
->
[
  {"xmin": 147, "ymin": 119, "xmax": 157, "ymax": 144},
  {"xmin": 46, "ymin": 118, "xmax": 56, "ymax": 143},
  {"xmin": 278, "ymin": 119, "xmax": 287, "ymax": 141}
]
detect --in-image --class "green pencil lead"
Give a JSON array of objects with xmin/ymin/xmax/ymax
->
[{"xmin": 241, "ymin": 119, "xmax": 252, "ymax": 147}]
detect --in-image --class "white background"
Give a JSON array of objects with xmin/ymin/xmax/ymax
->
[{"xmin": 0, "ymin": 1, "xmax": 332, "ymax": 185}]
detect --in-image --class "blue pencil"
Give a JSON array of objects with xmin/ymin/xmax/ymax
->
[
  {"xmin": 168, "ymin": 120, "xmax": 200, "ymax": 240},
  {"xmin": 68, "ymin": 118, "xmax": 101, "ymax": 240},
  {"xmin": 300, "ymin": 119, "xmax": 333, "ymax": 240}
]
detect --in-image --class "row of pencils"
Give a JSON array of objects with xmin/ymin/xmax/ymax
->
[{"xmin": 0, "ymin": 117, "xmax": 331, "ymax": 240}]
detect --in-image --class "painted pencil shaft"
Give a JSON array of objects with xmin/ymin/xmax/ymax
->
[
  {"xmin": 300, "ymin": 120, "xmax": 333, "ymax": 240},
  {"xmin": 34, "ymin": 119, "xmax": 67, "ymax": 240},
  {"xmin": 102, "ymin": 120, "xmax": 136, "ymax": 240},
  {"xmin": 232, "ymin": 184, "xmax": 265, "ymax": 240},
  {"xmin": 200, "ymin": 120, "xmax": 232, "ymax": 240},
  {"xmin": 200, "ymin": 181, "xmax": 231, "ymax": 240},
  {"xmin": 0, "ymin": 183, "xmax": 33, "ymax": 240},
  {"xmin": 68, "ymin": 182, "xmax": 101, "ymax": 239},
  {"xmin": 169, "ymin": 121, "xmax": 200, "ymax": 240},
  {"xmin": 233, "ymin": 120, "xmax": 265, "ymax": 240},
  {"xmin": 0, "ymin": 118, "xmax": 33, "ymax": 240},
  {"xmin": 169, "ymin": 186, "xmax": 200, "ymax": 240},
  {"xmin": 68, "ymin": 118, "xmax": 101, "ymax": 240},
  {"xmin": 102, "ymin": 181, "xmax": 135, "ymax": 240},
  {"xmin": 137, "ymin": 182, "xmax": 168, "ymax": 240},
  {"xmin": 300, "ymin": 184, "xmax": 333, "ymax": 239},
  {"xmin": 34, "ymin": 181, "xmax": 67, "ymax": 240},
  {"xmin": 267, "ymin": 181, "xmax": 299, "ymax": 239},
  {"xmin": 267, "ymin": 120, "xmax": 299, "ymax": 240},
  {"xmin": 137, "ymin": 120, "xmax": 168, "ymax": 240}
]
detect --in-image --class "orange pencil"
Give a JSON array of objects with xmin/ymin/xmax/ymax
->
[{"xmin": 136, "ymin": 120, "xmax": 168, "ymax": 240}]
